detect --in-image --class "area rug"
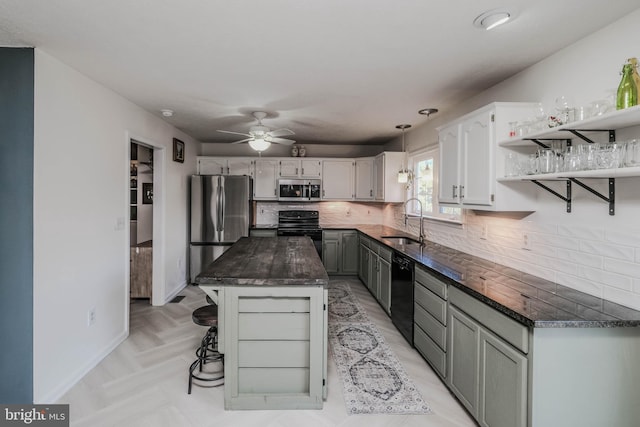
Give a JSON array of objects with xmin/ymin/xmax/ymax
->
[{"xmin": 328, "ymin": 281, "xmax": 431, "ymax": 415}]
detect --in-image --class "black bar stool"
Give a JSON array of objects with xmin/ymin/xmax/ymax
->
[{"xmin": 188, "ymin": 303, "xmax": 224, "ymax": 394}]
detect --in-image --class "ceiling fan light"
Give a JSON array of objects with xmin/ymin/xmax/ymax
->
[{"xmin": 249, "ymin": 138, "xmax": 271, "ymax": 152}]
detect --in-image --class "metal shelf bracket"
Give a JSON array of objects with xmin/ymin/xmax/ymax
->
[
  {"xmin": 563, "ymin": 129, "xmax": 616, "ymax": 144},
  {"xmin": 531, "ymin": 179, "xmax": 572, "ymax": 213},
  {"xmin": 568, "ymin": 178, "xmax": 615, "ymax": 215}
]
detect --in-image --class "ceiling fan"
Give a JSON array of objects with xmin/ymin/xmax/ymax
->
[{"xmin": 217, "ymin": 111, "xmax": 295, "ymax": 152}]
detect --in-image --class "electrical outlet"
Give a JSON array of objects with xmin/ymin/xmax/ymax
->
[
  {"xmin": 481, "ymin": 224, "xmax": 488, "ymax": 240},
  {"xmin": 522, "ymin": 233, "xmax": 530, "ymax": 250},
  {"xmin": 88, "ymin": 308, "xmax": 96, "ymax": 326}
]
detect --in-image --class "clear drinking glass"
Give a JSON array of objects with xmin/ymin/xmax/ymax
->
[
  {"xmin": 564, "ymin": 146, "xmax": 581, "ymax": 172},
  {"xmin": 504, "ymin": 152, "xmax": 521, "ymax": 177},
  {"xmin": 538, "ymin": 149, "xmax": 555, "ymax": 173},
  {"xmin": 623, "ymin": 139, "xmax": 639, "ymax": 167}
]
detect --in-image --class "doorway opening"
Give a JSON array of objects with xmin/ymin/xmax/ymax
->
[{"xmin": 130, "ymin": 140, "xmax": 154, "ymax": 303}]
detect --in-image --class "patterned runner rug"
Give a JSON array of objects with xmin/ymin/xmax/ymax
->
[{"xmin": 328, "ymin": 281, "xmax": 431, "ymax": 415}]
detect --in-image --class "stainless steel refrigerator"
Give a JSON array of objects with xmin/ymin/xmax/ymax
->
[{"xmin": 189, "ymin": 175, "xmax": 252, "ymax": 283}]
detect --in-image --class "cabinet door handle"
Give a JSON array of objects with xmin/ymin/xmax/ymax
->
[
  {"xmin": 296, "ymin": 167, "xmax": 299, "ymax": 175},
  {"xmin": 220, "ymin": 167, "xmax": 224, "ymax": 174},
  {"xmin": 460, "ymin": 185, "xmax": 465, "ymax": 199},
  {"xmin": 370, "ymin": 189, "xmax": 373, "ymax": 197},
  {"xmin": 322, "ymin": 189, "xmax": 325, "ymax": 197},
  {"xmin": 452, "ymin": 185, "xmax": 458, "ymax": 198},
  {"xmin": 301, "ymin": 168, "xmax": 305, "ymax": 175}
]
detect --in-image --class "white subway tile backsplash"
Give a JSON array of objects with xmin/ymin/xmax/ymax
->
[
  {"xmin": 604, "ymin": 229, "xmax": 640, "ymax": 248},
  {"xmin": 377, "ymin": 204, "xmax": 640, "ymax": 311},
  {"xmin": 558, "ymin": 225, "xmax": 605, "ymax": 241},
  {"xmin": 604, "ymin": 258, "xmax": 640, "ymax": 279},
  {"xmin": 533, "ymin": 233, "xmax": 580, "ymax": 250},
  {"xmin": 579, "ymin": 240, "xmax": 635, "ymax": 261},
  {"xmin": 556, "ymin": 248, "xmax": 604, "ymax": 269},
  {"xmin": 578, "ymin": 266, "xmax": 632, "ymax": 291}
]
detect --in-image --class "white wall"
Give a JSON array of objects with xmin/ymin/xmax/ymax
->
[
  {"xmin": 201, "ymin": 142, "xmax": 384, "ymax": 158},
  {"xmin": 33, "ymin": 49, "xmax": 198, "ymax": 403},
  {"xmin": 385, "ymin": 8, "xmax": 640, "ymax": 310}
]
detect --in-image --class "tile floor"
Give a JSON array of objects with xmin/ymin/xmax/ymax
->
[{"xmin": 58, "ymin": 278, "xmax": 476, "ymax": 427}]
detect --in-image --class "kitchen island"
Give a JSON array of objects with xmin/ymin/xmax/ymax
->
[{"xmin": 195, "ymin": 236, "xmax": 329, "ymax": 410}]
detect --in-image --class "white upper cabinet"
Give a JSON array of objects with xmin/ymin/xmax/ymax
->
[
  {"xmin": 197, "ymin": 157, "xmax": 252, "ymax": 175},
  {"xmin": 300, "ymin": 159, "xmax": 322, "ymax": 178},
  {"xmin": 197, "ymin": 157, "xmax": 228, "ymax": 175},
  {"xmin": 374, "ymin": 152, "xmax": 405, "ymax": 202},
  {"xmin": 278, "ymin": 159, "xmax": 322, "ymax": 178},
  {"xmin": 322, "ymin": 160, "xmax": 354, "ymax": 200},
  {"xmin": 460, "ymin": 110, "xmax": 494, "ymax": 206},
  {"xmin": 227, "ymin": 158, "xmax": 253, "ymax": 175},
  {"xmin": 439, "ymin": 124, "xmax": 461, "ymax": 204},
  {"xmin": 355, "ymin": 158, "xmax": 375, "ymax": 200},
  {"xmin": 279, "ymin": 159, "xmax": 300, "ymax": 177},
  {"xmin": 253, "ymin": 159, "xmax": 278, "ymax": 200},
  {"xmin": 437, "ymin": 102, "xmax": 539, "ymax": 211}
]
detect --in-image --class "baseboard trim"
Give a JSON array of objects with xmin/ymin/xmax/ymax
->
[
  {"xmin": 36, "ymin": 330, "xmax": 128, "ymax": 404},
  {"xmin": 164, "ymin": 280, "xmax": 187, "ymax": 305}
]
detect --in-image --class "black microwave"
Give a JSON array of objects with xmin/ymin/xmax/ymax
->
[{"xmin": 278, "ymin": 179, "xmax": 321, "ymax": 201}]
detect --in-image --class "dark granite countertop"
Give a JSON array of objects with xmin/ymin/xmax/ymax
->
[
  {"xmin": 332, "ymin": 224, "xmax": 640, "ymax": 328},
  {"xmin": 195, "ymin": 236, "xmax": 329, "ymax": 287}
]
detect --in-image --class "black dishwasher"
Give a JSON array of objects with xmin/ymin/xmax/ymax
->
[{"xmin": 390, "ymin": 251, "xmax": 415, "ymax": 346}]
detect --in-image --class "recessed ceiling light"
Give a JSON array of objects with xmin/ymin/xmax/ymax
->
[
  {"xmin": 418, "ymin": 108, "xmax": 438, "ymax": 117},
  {"xmin": 161, "ymin": 109, "xmax": 174, "ymax": 117},
  {"xmin": 473, "ymin": 9, "xmax": 512, "ymax": 30}
]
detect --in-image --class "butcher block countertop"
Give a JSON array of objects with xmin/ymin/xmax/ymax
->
[{"xmin": 195, "ymin": 236, "xmax": 329, "ymax": 287}]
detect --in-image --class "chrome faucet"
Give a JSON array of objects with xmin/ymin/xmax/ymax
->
[{"xmin": 404, "ymin": 198, "xmax": 425, "ymax": 245}]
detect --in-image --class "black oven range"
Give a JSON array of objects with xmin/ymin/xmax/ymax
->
[{"xmin": 276, "ymin": 210, "xmax": 322, "ymax": 256}]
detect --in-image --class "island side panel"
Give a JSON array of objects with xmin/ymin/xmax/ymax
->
[
  {"xmin": 530, "ymin": 327, "xmax": 640, "ymax": 427},
  {"xmin": 223, "ymin": 285, "xmax": 326, "ymax": 410}
]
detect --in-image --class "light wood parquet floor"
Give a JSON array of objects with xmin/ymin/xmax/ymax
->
[{"xmin": 58, "ymin": 278, "xmax": 477, "ymax": 427}]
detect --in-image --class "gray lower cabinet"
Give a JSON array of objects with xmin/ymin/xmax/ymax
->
[
  {"xmin": 413, "ymin": 266, "xmax": 448, "ymax": 379},
  {"xmin": 448, "ymin": 305, "xmax": 480, "ymax": 416},
  {"xmin": 377, "ymin": 255, "xmax": 391, "ymax": 313},
  {"xmin": 358, "ymin": 234, "xmax": 391, "ymax": 314},
  {"xmin": 448, "ymin": 286, "xmax": 528, "ymax": 427},
  {"xmin": 478, "ymin": 328, "xmax": 527, "ymax": 427},
  {"xmin": 323, "ymin": 230, "xmax": 358, "ymax": 274},
  {"xmin": 358, "ymin": 237, "xmax": 369, "ymax": 284},
  {"xmin": 341, "ymin": 231, "xmax": 358, "ymax": 274}
]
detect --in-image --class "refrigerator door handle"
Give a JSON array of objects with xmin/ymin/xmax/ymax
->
[
  {"xmin": 219, "ymin": 182, "xmax": 226, "ymax": 233},
  {"xmin": 216, "ymin": 177, "xmax": 224, "ymax": 241}
]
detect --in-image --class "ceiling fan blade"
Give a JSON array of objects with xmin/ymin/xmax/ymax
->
[
  {"xmin": 231, "ymin": 138, "xmax": 254, "ymax": 144},
  {"xmin": 268, "ymin": 137, "xmax": 296, "ymax": 146},
  {"xmin": 217, "ymin": 129, "xmax": 252, "ymax": 137},
  {"xmin": 268, "ymin": 128, "xmax": 295, "ymax": 138}
]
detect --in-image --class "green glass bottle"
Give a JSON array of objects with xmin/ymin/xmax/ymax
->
[
  {"xmin": 628, "ymin": 57, "xmax": 640, "ymax": 100},
  {"xmin": 617, "ymin": 62, "xmax": 638, "ymax": 110}
]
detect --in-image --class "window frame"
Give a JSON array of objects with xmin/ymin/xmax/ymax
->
[{"xmin": 407, "ymin": 146, "xmax": 463, "ymax": 224}]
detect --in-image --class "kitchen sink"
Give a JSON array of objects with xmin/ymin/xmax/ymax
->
[{"xmin": 381, "ymin": 236, "xmax": 422, "ymax": 245}]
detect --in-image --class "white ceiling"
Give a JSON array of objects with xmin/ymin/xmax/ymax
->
[{"xmin": 1, "ymin": 1, "xmax": 638, "ymax": 145}]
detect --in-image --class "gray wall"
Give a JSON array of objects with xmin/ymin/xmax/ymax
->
[{"xmin": 0, "ymin": 48, "xmax": 34, "ymax": 403}]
